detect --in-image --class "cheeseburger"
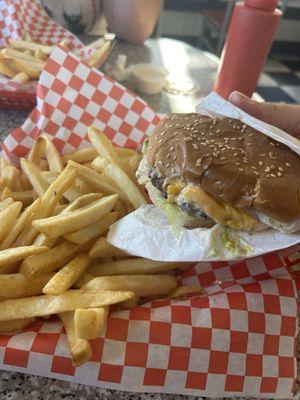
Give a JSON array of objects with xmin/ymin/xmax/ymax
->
[{"xmin": 137, "ymin": 113, "xmax": 300, "ymax": 233}]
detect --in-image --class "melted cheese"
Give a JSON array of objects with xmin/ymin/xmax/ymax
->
[
  {"xmin": 181, "ymin": 185, "xmax": 259, "ymax": 231},
  {"xmin": 167, "ymin": 182, "xmax": 186, "ymax": 203}
]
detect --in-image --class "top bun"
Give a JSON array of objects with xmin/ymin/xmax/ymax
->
[{"xmin": 146, "ymin": 113, "xmax": 300, "ymax": 225}]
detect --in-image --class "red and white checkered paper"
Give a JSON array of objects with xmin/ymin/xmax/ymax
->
[
  {"xmin": 0, "ymin": 47, "xmax": 298, "ymax": 397},
  {"xmin": 0, "ymin": 0, "xmax": 103, "ymax": 110}
]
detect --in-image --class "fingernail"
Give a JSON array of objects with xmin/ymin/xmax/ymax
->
[{"xmin": 230, "ymin": 91, "xmax": 253, "ymax": 104}]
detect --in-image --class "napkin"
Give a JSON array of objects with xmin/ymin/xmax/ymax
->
[
  {"xmin": 108, "ymin": 93, "xmax": 300, "ymax": 262},
  {"xmin": 0, "ymin": 47, "xmax": 298, "ymax": 398}
]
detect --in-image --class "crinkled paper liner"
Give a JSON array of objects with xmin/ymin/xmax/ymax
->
[{"xmin": 0, "ymin": 47, "xmax": 298, "ymax": 398}]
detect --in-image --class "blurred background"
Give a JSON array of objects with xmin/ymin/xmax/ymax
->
[{"xmin": 153, "ymin": 0, "xmax": 300, "ymax": 103}]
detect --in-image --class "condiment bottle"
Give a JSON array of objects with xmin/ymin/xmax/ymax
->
[{"xmin": 214, "ymin": 0, "xmax": 282, "ymax": 99}]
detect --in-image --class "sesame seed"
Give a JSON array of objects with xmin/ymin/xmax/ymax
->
[
  {"xmin": 233, "ymin": 152, "xmax": 238, "ymax": 157},
  {"xmin": 259, "ymin": 161, "xmax": 263, "ymax": 166},
  {"xmin": 270, "ymin": 142, "xmax": 275, "ymax": 146},
  {"xmin": 160, "ymin": 131, "xmax": 166, "ymax": 136},
  {"xmin": 215, "ymin": 180, "xmax": 222, "ymax": 185},
  {"xmin": 158, "ymin": 161, "xmax": 163, "ymax": 165},
  {"xmin": 165, "ymin": 163, "xmax": 170, "ymax": 167},
  {"xmin": 266, "ymin": 174, "xmax": 271, "ymax": 178},
  {"xmin": 277, "ymin": 172, "xmax": 282, "ymax": 176},
  {"xmin": 248, "ymin": 133, "xmax": 254, "ymax": 137},
  {"xmin": 196, "ymin": 159, "xmax": 201, "ymax": 166},
  {"xmin": 238, "ymin": 168, "xmax": 244, "ymax": 171},
  {"xmin": 269, "ymin": 152, "xmax": 273, "ymax": 157},
  {"xmin": 170, "ymin": 146, "xmax": 174, "ymax": 151},
  {"xmin": 235, "ymin": 162, "xmax": 240, "ymax": 166},
  {"xmin": 265, "ymin": 167, "xmax": 271, "ymax": 172},
  {"xmin": 270, "ymin": 165, "xmax": 275, "ymax": 169},
  {"xmin": 216, "ymin": 129, "xmax": 221, "ymax": 133},
  {"xmin": 192, "ymin": 144, "xmax": 199, "ymax": 150},
  {"xmin": 166, "ymin": 154, "xmax": 171, "ymax": 159},
  {"xmin": 220, "ymin": 157, "xmax": 226, "ymax": 160},
  {"xmin": 260, "ymin": 153, "xmax": 265, "ymax": 157},
  {"xmin": 242, "ymin": 124, "xmax": 247, "ymax": 130},
  {"xmin": 271, "ymin": 174, "xmax": 276, "ymax": 178},
  {"xmin": 279, "ymin": 167, "xmax": 283, "ymax": 171},
  {"xmin": 286, "ymin": 162, "xmax": 292, "ymax": 167},
  {"xmin": 173, "ymin": 155, "xmax": 177, "ymax": 160},
  {"xmin": 270, "ymin": 156, "xmax": 277, "ymax": 160},
  {"xmin": 254, "ymin": 171, "xmax": 259, "ymax": 176}
]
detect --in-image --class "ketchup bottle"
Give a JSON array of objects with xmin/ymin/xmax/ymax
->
[{"xmin": 213, "ymin": 0, "xmax": 282, "ymax": 99}]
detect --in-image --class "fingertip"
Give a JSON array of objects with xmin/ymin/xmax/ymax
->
[{"xmin": 228, "ymin": 91, "xmax": 249, "ymax": 104}]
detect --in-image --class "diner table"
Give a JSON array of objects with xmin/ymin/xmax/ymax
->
[{"xmin": 0, "ymin": 37, "xmax": 296, "ymax": 400}]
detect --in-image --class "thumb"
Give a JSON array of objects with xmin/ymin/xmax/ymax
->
[{"xmin": 228, "ymin": 91, "xmax": 300, "ymax": 137}]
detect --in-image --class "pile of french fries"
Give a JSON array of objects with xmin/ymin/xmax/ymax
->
[
  {"xmin": 0, "ymin": 126, "xmax": 203, "ymax": 366},
  {"xmin": 0, "ymin": 33, "xmax": 112, "ymax": 84}
]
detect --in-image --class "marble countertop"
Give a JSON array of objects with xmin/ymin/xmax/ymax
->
[{"xmin": 0, "ymin": 38, "xmax": 298, "ymax": 400}]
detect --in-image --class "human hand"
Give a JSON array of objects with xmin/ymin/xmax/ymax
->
[{"xmin": 228, "ymin": 91, "xmax": 300, "ymax": 137}]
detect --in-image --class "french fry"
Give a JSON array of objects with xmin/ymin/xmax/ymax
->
[
  {"xmin": 14, "ymin": 165, "xmax": 77, "ymax": 246},
  {"xmin": 19, "ymin": 240, "xmax": 81, "ymax": 277},
  {"xmin": 14, "ymin": 176, "xmax": 23, "ymax": 191},
  {"xmin": 0, "ymin": 274, "xmax": 26, "ymax": 298},
  {"xmin": 65, "ymin": 211, "xmax": 118, "ymax": 244},
  {"xmin": 41, "ymin": 135, "xmax": 64, "ymax": 172},
  {"xmin": 0, "ymin": 197, "xmax": 13, "ymax": 210},
  {"xmin": 39, "ymin": 159, "xmax": 49, "ymax": 171},
  {"xmin": 10, "ymin": 190, "xmax": 33, "ymax": 206},
  {"xmin": 0, "ymin": 186, "xmax": 12, "ymax": 200},
  {"xmin": 88, "ymin": 127, "xmax": 129, "ymax": 174},
  {"xmin": 0, "ymin": 60, "xmax": 18, "ymax": 78},
  {"xmin": 0, "ymin": 245, "xmax": 48, "ymax": 269},
  {"xmin": 119, "ymin": 295, "xmax": 139, "ymax": 309},
  {"xmin": 74, "ymin": 307, "xmax": 109, "ymax": 340},
  {"xmin": 28, "ymin": 136, "xmax": 46, "ymax": 165},
  {"xmin": 20, "ymin": 172, "xmax": 32, "ymax": 191},
  {"xmin": 0, "ymin": 199, "xmax": 40, "ymax": 250},
  {"xmin": 2, "ymin": 165, "xmax": 20, "ymax": 190},
  {"xmin": 0, "ymin": 289, "xmax": 135, "ymax": 321},
  {"xmin": 0, "ymin": 157, "xmax": 10, "ymax": 173},
  {"xmin": 84, "ymin": 275, "xmax": 177, "ymax": 297},
  {"xmin": 87, "ymin": 41, "xmax": 111, "ymax": 68},
  {"xmin": 88, "ymin": 259, "xmax": 183, "ymax": 276},
  {"xmin": 0, "ymin": 318, "xmax": 35, "ymax": 334},
  {"xmin": 62, "ymin": 148, "xmax": 98, "ymax": 164},
  {"xmin": 0, "ymin": 201, "xmax": 22, "ymax": 242},
  {"xmin": 93, "ymin": 156, "xmax": 147, "ymax": 209},
  {"xmin": 42, "ymin": 254, "xmax": 91, "ymax": 295},
  {"xmin": 68, "ymin": 161, "xmax": 127, "ymax": 202},
  {"xmin": 89, "ymin": 237, "xmax": 127, "ymax": 259},
  {"xmin": 9, "ymin": 58, "xmax": 45, "ymax": 79},
  {"xmin": 24, "ymin": 32, "xmax": 32, "ymax": 41},
  {"xmin": 59, "ymin": 312, "xmax": 92, "ymax": 367},
  {"xmin": 20, "ymin": 158, "xmax": 48, "ymax": 196},
  {"xmin": 116, "ymin": 148, "xmax": 137, "ymax": 158},
  {"xmin": 33, "ymin": 194, "xmax": 118, "ymax": 238},
  {"xmin": 35, "ymin": 49, "xmax": 48, "ymax": 61},
  {"xmin": 167, "ymin": 285, "xmax": 205, "ymax": 299},
  {"xmin": 42, "ymin": 171, "xmax": 84, "ymax": 202},
  {"xmin": 22, "ymin": 273, "xmax": 55, "ymax": 297},
  {"xmin": 1, "ymin": 48, "xmax": 45, "ymax": 64},
  {"xmin": 9, "ymin": 39, "xmax": 53, "ymax": 55},
  {"xmin": 12, "ymin": 71, "xmax": 30, "ymax": 83},
  {"xmin": 129, "ymin": 153, "xmax": 142, "ymax": 172},
  {"xmin": 74, "ymin": 272, "xmax": 94, "ymax": 288}
]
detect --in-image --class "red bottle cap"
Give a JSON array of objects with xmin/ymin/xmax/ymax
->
[{"xmin": 245, "ymin": 0, "xmax": 278, "ymax": 11}]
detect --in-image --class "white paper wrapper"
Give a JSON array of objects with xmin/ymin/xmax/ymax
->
[{"xmin": 107, "ymin": 93, "xmax": 300, "ymax": 261}]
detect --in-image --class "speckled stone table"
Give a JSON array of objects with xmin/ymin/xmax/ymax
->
[{"xmin": 0, "ymin": 38, "xmax": 297, "ymax": 400}]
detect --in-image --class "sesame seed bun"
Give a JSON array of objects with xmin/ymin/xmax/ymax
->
[{"xmin": 145, "ymin": 113, "xmax": 300, "ymax": 233}]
